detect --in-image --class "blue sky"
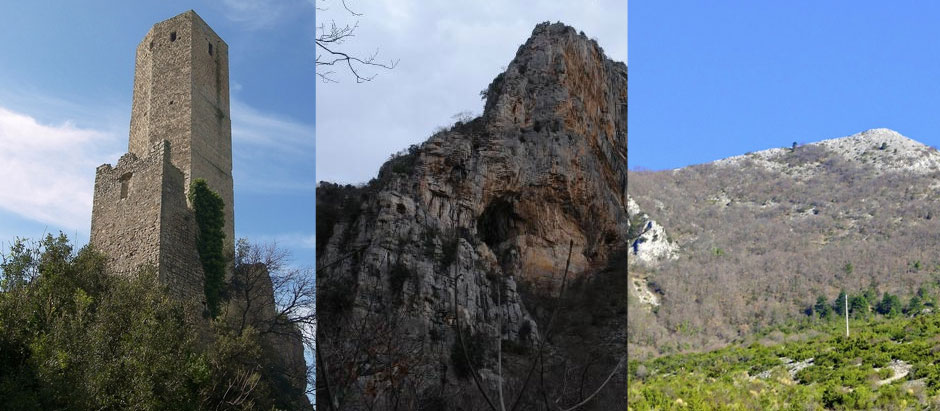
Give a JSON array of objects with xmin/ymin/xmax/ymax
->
[
  {"xmin": 0, "ymin": 1, "xmax": 315, "ymax": 267},
  {"xmin": 317, "ymin": 0, "xmax": 627, "ymax": 183},
  {"xmin": 630, "ymin": 2, "xmax": 940, "ymax": 170}
]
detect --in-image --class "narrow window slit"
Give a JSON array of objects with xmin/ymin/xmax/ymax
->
[{"xmin": 120, "ymin": 173, "xmax": 133, "ymax": 199}]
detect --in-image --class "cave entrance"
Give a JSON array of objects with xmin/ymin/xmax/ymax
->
[{"xmin": 477, "ymin": 196, "xmax": 523, "ymax": 271}]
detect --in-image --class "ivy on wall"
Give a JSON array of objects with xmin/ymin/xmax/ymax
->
[{"xmin": 189, "ymin": 179, "xmax": 226, "ymax": 317}]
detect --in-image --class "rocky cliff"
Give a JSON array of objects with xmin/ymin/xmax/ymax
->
[{"xmin": 317, "ymin": 22, "xmax": 626, "ymax": 409}]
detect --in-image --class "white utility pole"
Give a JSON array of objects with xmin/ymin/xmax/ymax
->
[{"xmin": 845, "ymin": 296, "xmax": 849, "ymax": 337}]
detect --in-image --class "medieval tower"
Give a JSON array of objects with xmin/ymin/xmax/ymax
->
[{"xmin": 90, "ymin": 10, "xmax": 234, "ymax": 300}]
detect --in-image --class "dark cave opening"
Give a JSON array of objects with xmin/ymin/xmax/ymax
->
[{"xmin": 477, "ymin": 197, "xmax": 523, "ymax": 271}]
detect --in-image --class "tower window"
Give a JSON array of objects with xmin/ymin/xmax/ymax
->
[
  {"xmin": 149, "ymin": 41, "xmax": 153, "ymax": 50},
  {"xmin": 170, "ymin": 31, "xmax": 177, "ymax": 42},
  {"xmin": 209, "ymin": 42, "xmax": 213, "ymax": 56},
  {"xmin": 120, "ymin": 173, "xmax": 133, "ymax": 199}
]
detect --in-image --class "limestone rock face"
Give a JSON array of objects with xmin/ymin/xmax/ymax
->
[
  {"xmin": 420, "ymin": 22, "xmax": 628, "ymax": 286},
  {"xmin": 627, "ymin": 196, "xmax": 678, "ymax": 267},
  {"xmin": 317, "ymin": 22, "xmax": 626, "ymax": 407}
]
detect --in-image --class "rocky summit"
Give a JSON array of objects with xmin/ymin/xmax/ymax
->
[{"xmin": 317, "ymin": 22, "xmax": 626, "ymax": 410}]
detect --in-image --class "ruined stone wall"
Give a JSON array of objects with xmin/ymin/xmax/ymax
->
[
  {"xmin": 128, "ymin": 10, "xmax": 234, "ymax": 245},
  {"xmin": 129, "ymin": 14, "xmax": 192, "ymax": 166},
  {"xmin": 91, "ymin": 140, "xmax": 205, "ymax": 301},
  {"xmin": 91, "ymin": 142, "xmax": 167, "ymax": 277}
]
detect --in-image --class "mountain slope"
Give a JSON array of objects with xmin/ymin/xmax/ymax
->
[
  {"xmin": 317, "ymin": 22, "xmax": 627, "ymax": 409},
  {"xmin": 628, "ymin": 128, "xmax": 940, "ymax": 358}
]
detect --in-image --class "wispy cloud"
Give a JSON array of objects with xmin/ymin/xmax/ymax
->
[
  {"xmin": 219, "ymin": 0, "xmax": 314, "ymax": 30},
  {"xmin": 243, "ymin": 232, "xmax": 316, "ymax": 250},
  {"xmin": 231, "ymin": 98, "xmax": 314, "ymax": 152},
  {"xmin": 0, "ymin": 106, "xmax": 117, "ymax": 232},
  {"xmin": 231, "ymin": 98, "xmax": 315, "ymax": 194}
]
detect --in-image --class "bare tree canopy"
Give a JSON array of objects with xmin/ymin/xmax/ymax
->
[{"xmin": 316, "ymin": 0, "xmax": 398, "ymax": 83}]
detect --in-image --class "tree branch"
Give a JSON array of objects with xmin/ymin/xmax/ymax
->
[{"xmin": 316, "ymin": 1, "xmax": 397, "ymax": 83}]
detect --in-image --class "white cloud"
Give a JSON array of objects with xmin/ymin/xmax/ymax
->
[
  {"xmin": 220, "ymin": 0, "xmax": 285, "ymax": 29},
  {"xmin": 0, "ymin": 106, "xmax": 116, "ymax": 233},
  {"xmin": 0, "ymin": 94, "xmax": 314, "ymax": 238}
]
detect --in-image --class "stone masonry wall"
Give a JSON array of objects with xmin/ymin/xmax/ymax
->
[
  {"xmin": 158, "ymin": 144, "xmax": 207, "ymax": 302},
  {"xmin": 91, "ymin": 140, "xmax": 205, "ymax": 301},
  {"xmin": 91, "ymin": 142, "xmax": 167, "ymax": 277},
  {"xmin": 128, "ymin": 10, "xmax": 235, "ymax": 246}
]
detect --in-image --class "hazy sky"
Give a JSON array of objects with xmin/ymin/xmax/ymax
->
[
  {"xmin": 631, "ymin": 2, "xmax": 940, "ymax": 171},
  {"xmin": 0, "ymin": 1, "xmax": 315, "ymax": 266},
  {"xmin": 316, "ymin": 0, "xmax": 628, "ymax": 184}
]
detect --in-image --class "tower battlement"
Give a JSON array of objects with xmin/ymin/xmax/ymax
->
[{"xmin": 91, "ymin": 10, "xmax": 233, "ymax": 301}]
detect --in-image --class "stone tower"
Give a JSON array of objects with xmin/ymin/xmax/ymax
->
[
  {"xmin": 91, "ymin": 10, "xmax": 233, "ymax": 301},
  {"xmin": 129, "ymin": 10, "xmax": 234, "ymax": 243}
]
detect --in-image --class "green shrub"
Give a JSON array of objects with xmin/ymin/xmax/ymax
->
[{"xmin": 0, "ymin": 234, "xmax": 294, "ymax": 409}]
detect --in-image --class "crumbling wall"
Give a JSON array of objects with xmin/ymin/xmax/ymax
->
[
  {"xmin": 91, "ymin": 141, "xmax": 168, "ymax": 277},
  {"xmin": 91, "ymin": 140, "xmax": 205, "ymax": 302}
]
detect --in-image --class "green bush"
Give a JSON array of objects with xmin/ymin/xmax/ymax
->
[
  {"xmin": 628, "ymin": 309, "xmax": 940, "ymax": 407},
  {"xmin": 0, "ymin": 234, "xmax": 293, "ymax": 409}
]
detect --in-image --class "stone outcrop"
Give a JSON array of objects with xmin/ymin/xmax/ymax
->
[
  {"xmin": 317, "ymin": 22, "xmax": 626, "ymax": 408},
  {"xmin": 627, "ymin": 196, "xmax": 678, "ymax": 267}
]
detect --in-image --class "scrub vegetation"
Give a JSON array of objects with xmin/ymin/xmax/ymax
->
[{"xmin": 629, "ymin": 310, "xmax": 940, "ymax": 409}]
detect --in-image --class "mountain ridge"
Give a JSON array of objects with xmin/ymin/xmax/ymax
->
[
  {"xmin": 628, "ymin": 127, "xmax": 940, "ymax": 359},
  {"xmin": 713, "ymin": 128, "xmax": 940, "ymax": 175}
]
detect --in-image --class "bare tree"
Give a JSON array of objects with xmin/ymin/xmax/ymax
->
[
  {"xmin": 453, "ymin": 240, "xmax": 625, "ymax": 411},
  {"xmin": 316, "ymin": 246, "xmax": 440, "ymax": 410},
  {"xmin": 316, "ymin": 0, "xmax": 398, "ymax": 83},
  {"xmin": 229, "ymin": 240, "xmax": 315, "ymax": 339},
  {"xmin": 225, "ymin": 240, "xmax": 315, "ymax": 406}
]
